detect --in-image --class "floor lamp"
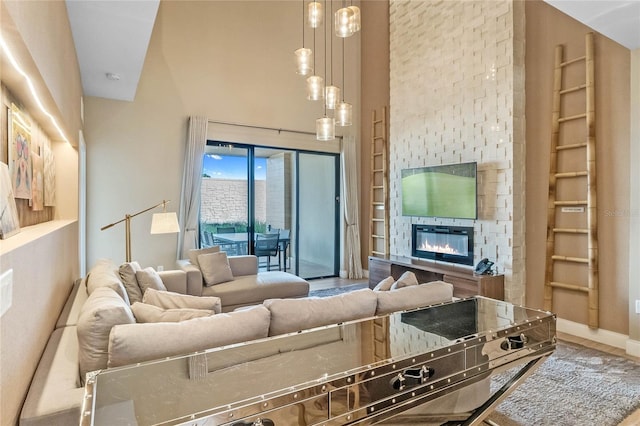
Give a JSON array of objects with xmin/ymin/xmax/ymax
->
[{"xmin": 100, "ymin": 200, "xmax": 180, "ymax": 262}]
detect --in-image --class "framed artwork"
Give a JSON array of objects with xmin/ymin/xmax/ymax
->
[
  {"xmin": 44, "ymin": 140, "xmax": 56, "ymax": 206},
  {"xmin": 31, "ymin": 150, "xmax": 44, "ymax": 211},
  {"xmin": 0, "ymin": 162, "xmax": 20, "ymax": 239},
  {"xmin": 8, "ymin": 104, "xmax": 32, "ymax": 200}
]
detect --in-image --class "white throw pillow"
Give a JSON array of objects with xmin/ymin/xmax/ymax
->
[
  {"xmin": 118, "ymin": 261, "xmax": 143, "ymax": 303},
  {"xmin": 77, "ymin": 287, "xmax": 135, "ymax": 381},
  {"xmin": 131, "ymin": 302, "xmax": 214, "ymax": 323},
  {"xmin": 135, "ymin": 267, "xmax": 167, "ymax": 294},
  {"xmin": 86, "ymin": 258, "xmax": 131, "ymax": 304},
  {"xmin": 375, "ymin": 281, "xmax": 453, "ymax": 315},
  {"xmin": 187, "ymin": 246, "xmax": 220, "ymax": 267},
  {"xmin": 198, "ymin": 252, "xmax": 234, "ymax": 286},
  {"xmin": 390, "ymin": 271, "xmax": 419, "ymax": 290},
  {"xmin": 373, "ymin": 276, "xmax": 395, "ymax": 291},
  {"xmin": 143, "ymin": 288, "xmax": 222, "ymax": 314}
]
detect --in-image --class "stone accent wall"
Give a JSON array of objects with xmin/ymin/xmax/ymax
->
[
  {"xmin": 266, "ymin": 153, "xmax": 292, "ymax": 230},
  {"xmin": 389, "ymin": 0, "xmax": 526, "ymax": 304},
  {"xmin": 201, "ymin": 179, "xmax": 266, "ymax": 224}
]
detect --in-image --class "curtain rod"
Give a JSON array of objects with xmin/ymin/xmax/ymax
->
[{"xmin": 207, "ymin": 119, "xmax": 343, "ymax": 140}]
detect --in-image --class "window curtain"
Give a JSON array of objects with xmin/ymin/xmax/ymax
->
[
  {"xmin": 178, "ymin": 116, "xmax": 208, "ymax": 259},
  {"xmin": 341, "ymin": 136, "xmax": 364, "ymax": 278}
]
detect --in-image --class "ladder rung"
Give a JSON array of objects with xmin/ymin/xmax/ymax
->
[
  {"xmin": 552, "ymin": 255, "xmax": 589, "ymax": 264},
  {"xmin": 559, "ymin": 84, "xmax": 586, "ymax": 95},
  {"xmin": 371, "ymin": 250, "xmax": 386, "ymax": 256},
  {"xmin": 554, "ymin": 200, "xmax": 587, "ymax": 206},
  {"xmin": 555, "ymin": 171, "xmax": 588, "ymax": 178},
  {"xmin": 558, "ymin": 113, "xmax": 587, "ymax": 123},
  {"xmin": 372, "ymin": 168, "xmax": 384, "ymax": 173},
  {"xmin": 373, "ymin": 136, "xmax": 385, "ymax": 141},
  {"xmin": 553, "ymin": 228, "xmax": 589, "ymax": 234},
  {"xmin": 372, "ymin": 234, "xmax": 385, "ymax": 239},
  {"xmin": 556, "ymin": 143, "xmax": 587, "ymax": 151},
  {"xmin": 372, "ymin": 202, "xmax": 384, "ymax": 206},
  {"xmin": 372, "ymin": 185, "xmax": 384, "ymax": 189},
  {"xmin": 373, "ymin": 119, "xmax": 383, "ymax": 124},
  {"xmin": 550, "ymin": 281, "xmax": 590, "ymax": 293},
  {"xmin": 560, "ymin": 55, "xmax": 586, "ymax": 67},
  {"xmin": 373, "ymin": 152, "xmax": 383, "ymax": 157},
  {"xmin": 372, "ymin": 218, "xmax": 385, "ymax": 222}
]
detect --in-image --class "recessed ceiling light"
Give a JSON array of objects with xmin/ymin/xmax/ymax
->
[{"xmin": 105, "ymin": 72, "xmax": 121, "ymax": 81}]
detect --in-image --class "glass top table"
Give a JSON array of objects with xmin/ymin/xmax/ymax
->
[{"xmin": 81, "ymin": 297, "xmax": 556, "ymax": 426}]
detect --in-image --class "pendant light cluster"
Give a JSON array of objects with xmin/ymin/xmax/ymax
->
[{"xmin": 295, "ymin": 0, "xmax": 360, "ymax": 140}]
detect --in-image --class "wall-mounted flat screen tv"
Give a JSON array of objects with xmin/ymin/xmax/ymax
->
[{"xmin": 401, "ymin": 162, "xmax": 477, "ymax": 219}]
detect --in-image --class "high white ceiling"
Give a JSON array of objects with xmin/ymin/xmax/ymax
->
[{"xmin": 65, "ymin": 0, "xmax": 640, "ymax": 102}]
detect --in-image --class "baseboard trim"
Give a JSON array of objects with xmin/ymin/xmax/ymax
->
[
  {"xmin": 626, "ymin": 338, "xmax": 640, "ymax": 358},
  {"xmin": 557, "ymin": 318, "xmax": 630, "ymax": 351}
]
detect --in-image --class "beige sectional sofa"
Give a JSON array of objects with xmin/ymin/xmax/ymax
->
[{"xmin": 19, "ymin": 259, "xmax": 455, "ymax": 426}]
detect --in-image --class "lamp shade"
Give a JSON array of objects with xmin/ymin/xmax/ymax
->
[
  {"xmin": 348, "ymin": 6, "xmax": 361, "ymax": 33},
  {"xmin": 316, "ymin": 116, "xmax": 335, "ymax": 141},
  {"xmin": 308, "ymin": 1, "xmax": 323, "ymax": 28},
  {"xmin": 336, "ymin": 102, "xmax": 353, "ymax": 126},
  {"xmin": 307, "ymin": 75, "xmax": 324, "ymax": 100},
  {"xmin": 335, "ymin": 7, "xmax": 355, "ymax": 37},
  {"xmin": 150, "ymin": 212, "xmax": 180, "ymax": 234},
  {"xmin": 295, "ymin": 48, "xmax": 313, "ymax": 75},
  {"xmin": 325, "ymin": 85, "xmax": 340, "ymax": 109}
]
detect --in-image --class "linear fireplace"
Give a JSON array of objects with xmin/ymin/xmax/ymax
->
[{"xmin": 411, "ymin": 225, "xmax": 474, "ymax": 266}]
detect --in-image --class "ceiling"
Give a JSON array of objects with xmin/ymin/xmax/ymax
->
[{"xmin": 65, "ymin": 0, "xmax": 640, "ymax": 102}]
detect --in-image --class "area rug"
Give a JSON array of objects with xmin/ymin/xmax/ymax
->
[
  {"xmin": 487, "ymin": 340, "xmax": 640, "ymax": 426},
  {"xmin": 308, "ymin": 282, "xmax": 369, "ymax": 298}
]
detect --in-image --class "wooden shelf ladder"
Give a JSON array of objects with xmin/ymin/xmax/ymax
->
[
  {"xmin": 370, "ymin": 106, "xmax": 389, "ymax": 258},
  {"xmin": 544, "ymin": 32, "xmax": 599, "ymax": 328}
]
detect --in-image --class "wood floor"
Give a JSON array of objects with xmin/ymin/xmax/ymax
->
[{"xmin": 310, "ymin": 277, "xmax": 640, "ymax": 425}]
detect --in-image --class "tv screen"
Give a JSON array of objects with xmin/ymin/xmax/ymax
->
[{"xmin": 401, "ymin": 162, "xmax": 477, "ymax": 219}]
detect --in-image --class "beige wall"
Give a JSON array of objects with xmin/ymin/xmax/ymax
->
[
  {"xmin": 1, "ymin": 1, "xmax": 81, "ymax": 423},
  {"xmin": 84, "ymin": 1, "xmax": 360, "ymax": 270},
  {"xmin": 525, "ymin": 0, "xmax": 631, "ymax": 335},
  {"xmin": 629, "ymin": 49, "xmax": 640, "ymax": 353}
]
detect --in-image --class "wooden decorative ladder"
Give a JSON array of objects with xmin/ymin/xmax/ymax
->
[
  {"xmin": 544, "ymin": 32, "xmax": 599, "ymax": 328},
  {"xmin": 370, "ymin": 106, "xmax": 389, "ymax": 258}
]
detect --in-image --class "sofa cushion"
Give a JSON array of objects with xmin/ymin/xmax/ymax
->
[
  {"xmin": 375, "ymin": 281, "xmax": 454, "ymax": 315},
  {"xmin": 108, "ymin": 306, "xmax": 271, "ymax": 367},
  {"xmin": 264, "ymin": 288, "xmax": 378, "ymax": 336},
  {"xmin": 86, "ymin": 258, "xmax": 130, "ymax": 304},
  {"xmin": 199, "ymin": 251, "xmax": 234, "ymax": 286},
  {"xmin": 131, "ymin": 302, "xmax": 214, "ymax": 323},
  {"xmin": 136, "ymin": 267, "xmax": 167, "ymax": 294},
  {"xmin": 56, "ymin": 278, "xmax": 88, "ymax": 329},
  {"xmin": 390, "ymin": 271, "xmax": 419, "ymax": 290},
  {"xmin": 118, "ymin": 261, "xmax": 143, "ymax": 303},
  {"xmin": 77, "ymin": 287, "xmax": 135, "ymax": 380},
  {"xmin": 201, "ymin": 271, "xmax": 309, "ymax": 309},
  {"xmin": 187, "ymin": 245, "xmax": 220, "ymax": 267},
  {"xmin": 373, "ymin": 276, "xmax": 395, "ymax": 291},
  {"xmin": 143, "ymin": 288, "xmax": 222, "ymax": 314}
]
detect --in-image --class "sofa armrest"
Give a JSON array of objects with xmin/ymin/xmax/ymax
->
[
  {"xmin": 228, "ymin": 255, "xmax": 258, "ymax": 276},
  {"xmin": 176, "ymin": 260, "xmax": 203, "ymax": 296},
  {"xmin": 158, "ymin": 270, "xmax": 187, "ymax": 294}
]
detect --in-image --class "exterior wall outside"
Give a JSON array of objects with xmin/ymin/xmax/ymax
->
[
  {"xmin": 525, "ymin": 0, "xmax": 631, "ymax": 334},
  {"xmin": 200, "ymin": 179, "xmax": 266, "ymax": 224},
  {"xmin": 388, "ymin": 0, "xmax": 526, "ymax": 304}
]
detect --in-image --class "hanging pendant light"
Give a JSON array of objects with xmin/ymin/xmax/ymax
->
[
  {"xmin": 325, "ymin": 0, "xmax": 339, "ymax": 109},
  {"xmin": 308, "ymin": 1, "xmax": 323, "ymax": 28},
  {"xmin": 295, "ymin": 0, "xmax": 313, "ymax": 75},
  {"xmin": 316, "ymin": 116, "xmax": 335, "ymax": 140},
  {"xmin": 348, "ymin": 5, "xmax": 361, "ymax": 33},
  {"xmin": 335, "ymin": 6, "xmax": 354, "ymax": 37},
  {"xmin": 337, "ymin": 37, "xmax": 352, "ymax": 126},
  {"xmin": 307, "ymin": 75, "xmax": 324, "ymax": 100}
]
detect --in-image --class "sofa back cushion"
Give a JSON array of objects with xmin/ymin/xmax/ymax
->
[
  {"xmin": 143, "ymin": 288, "xmax": 222, "ymax": 313},
  {"xmin": 118, "ymin": 261, "xmax": 143, "ymax": 303},
  {"xmin": 187, "ymin": 246, "xmax": 220, "ymax": 267},
  {"xmin": 198, "ymin": 252, "xmax": 234, "ymax": 286},
  {"xmin": 86, "ymin": 258, "xmax": 130, "ymax": 304},
  {"xmin": 108, "ymin": 305, "xmax": 271, "ymax": 367},
  {"xmin": 77, "ymin": 287, "xmax": 135, "ymax": 380},
  {"xmin": 264, "ymin": 288, "xmax": 378, "ymax": 336},
  {"xmin": 131, "ymin": 302, "xmax": 214, "ymax": 323},
  {"xmin": 375, "ymin": 281, "xmax": 454, "ymax": 315}
]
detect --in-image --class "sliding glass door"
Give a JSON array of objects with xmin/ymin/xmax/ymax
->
[{"xmin": 199, "ymin": 142, "xmax": 339, "ymax": 279}]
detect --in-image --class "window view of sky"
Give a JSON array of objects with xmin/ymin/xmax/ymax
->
[{"xmin": 203, "ymin": 154, "xmax": 267, "ymax": 180}]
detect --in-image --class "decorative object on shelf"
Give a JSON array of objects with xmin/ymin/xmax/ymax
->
[
  {"xmin": 8, "ymin": 103, "xmax": 32, "ymax": 200},
  {"xmin": 101, "ymin": 200, "xmax": 180, "ymax": 262},
  {"xmin": 0, "ymin": 163, "xmax": 21, "ymax": 239},
  {"xmin": 295, "ymin": 0, "xmax": 359, "ymax": 139}
]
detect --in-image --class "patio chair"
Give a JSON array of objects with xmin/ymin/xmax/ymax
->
[{"xmin": 254, "ymin": 231, "xmax": 280, "ymax": 271}]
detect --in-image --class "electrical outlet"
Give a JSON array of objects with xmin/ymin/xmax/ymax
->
[
  {"xmin": 635, "ymin": 300, "xmax": 640, "ymax": 314},
  {"xmin": 157, "ymin": 265, "xmax": 164, "ymax": 272},
  {"xmin": 1, "ymin": 269, "xmax": 13, "ymax": 317}
]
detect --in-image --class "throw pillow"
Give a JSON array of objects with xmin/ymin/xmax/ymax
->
[
  {"xmin": 198, "ymin": 252, "xmax": 234, "ymax": 286},
  {"xmin": 375, "ymin": 281, "xmax": 454, "ymax": 315},
  {"xmin": 130, "ymin": 302, "xmax": 214, "ymax": 323},
  {"xmin": 187, "ymin": 246, "xmax": 220, "ymax": 267},
  {"xmin": 390, "ymin": 271, "xmax": 419, "ymax": 290},
  {"xmin": 86, "ymin": 258, "xmax": 131, "ymax": 304},
  {"xmin": 135, "ymin": 267, "xmax": 167, "ymax": 295},
  {"xmin": 118, "ymin": 261, "xmax": 143, "ymax": 303},
  {"xmin": 373, "ymin": 276, "xmax": 395, "ymax": 291},
  {"xmin": 77, "ymin": 286, "xmax": 135, "ymax": 381},
  {"xmin": 143, "ymin": 288, "xmax": 222, "ymax": 314}
]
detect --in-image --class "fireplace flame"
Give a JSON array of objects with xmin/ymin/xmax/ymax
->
[{"xmin": 419, "ymin": 241, "xmax": 462, "ymax": 255}]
